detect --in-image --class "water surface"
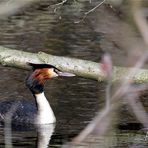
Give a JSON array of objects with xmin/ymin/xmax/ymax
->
[{"xmin": 0, "ymin": 0, "xmax": 147, "ymax": 147}]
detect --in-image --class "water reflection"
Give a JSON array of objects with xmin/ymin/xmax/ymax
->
[
  {"xmin": 0, "ymin": 124, "xmax": 55, "ymax": 148},
  {"xmin": 37, "ymin": 124, "xmax": 55, "ymax": 148}
]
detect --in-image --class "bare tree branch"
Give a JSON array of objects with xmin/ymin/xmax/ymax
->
[
  {"xmin": 0, "ymin": 46, "xmax": 148, "ymax": 83},
  {"xmin": 75, "ymin": 0, "xmax": 106, "ymax": 23}
]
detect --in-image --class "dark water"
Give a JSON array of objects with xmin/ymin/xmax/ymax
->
[{"xmin": 0, "ymin": 0, "xmax": 148, "ymax": 147}]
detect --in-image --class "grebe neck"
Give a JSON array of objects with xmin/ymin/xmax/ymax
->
[{"xmin": 35, "ymin": 92, "xmax": 56, "ymax": 124}]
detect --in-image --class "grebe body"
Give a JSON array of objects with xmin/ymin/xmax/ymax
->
[
  {"xmin": 0, "ymin": 100, "xmax": 37, "ymax": 126},
  {"xmin": 0, "ymin": 63, "xmax": 75, "ymax": 126}
]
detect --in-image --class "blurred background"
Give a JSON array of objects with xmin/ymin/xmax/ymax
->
[{"xmin": 0, "ymin": 0, "xmax": 148, "ymax": 147}]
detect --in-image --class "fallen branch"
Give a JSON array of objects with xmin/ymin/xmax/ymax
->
[{"xmin": 0, "ymin": 46, "xmax": 148, "ymax": 83}]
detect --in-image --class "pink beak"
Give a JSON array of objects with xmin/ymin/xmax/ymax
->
[{"xmin": 57, "ymin": 71, "xmax": 75, "ymax": 77}]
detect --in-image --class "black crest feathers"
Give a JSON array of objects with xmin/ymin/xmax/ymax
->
[{"xmin": 28, "ymin": 63, "xmax": 59, "ymax": 71}]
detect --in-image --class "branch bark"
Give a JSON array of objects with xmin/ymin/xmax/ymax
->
[{"xmin": 0, "ymin": 46, "xmax": 148, "ymax": 83}]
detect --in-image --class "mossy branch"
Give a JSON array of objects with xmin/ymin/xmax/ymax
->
[{"xmin": 0, "ymin": 46, "xmax": 148, "ymax": 83}]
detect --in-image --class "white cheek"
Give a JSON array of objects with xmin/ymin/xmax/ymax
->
[
  {"xmin": 48, "ymin": 69, "xmax": 58, "ymax": 78},
  {"xmin": 52, "ymin": 72, "xmax": 58, "ymax": 77}
]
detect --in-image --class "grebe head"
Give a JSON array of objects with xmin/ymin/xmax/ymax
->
[{"xmin": 26, "ymin": 63, "xmax": 75, "ymax": 94}]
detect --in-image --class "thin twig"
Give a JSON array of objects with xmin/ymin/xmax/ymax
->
[
  {"xmin": 4, "ymin": 103, "xmax": 19, "ymax": 148},
  {"xmin": 112, "ymin": 52, "xmax": 148, "ymax": 100},
  {"xmin": 126, "ymin": 93, "xmax": 148, "ymax": 129},
  {"xmin": 101, "ymin": 53, "xmax": 113, "ymax": 109},
  {"xmin": 75, "ymin": 0, "xmax": 106, "ymax": 23},
  {"xmin": 72, "ymin": 51, "xmax": 148, "ymax": 144},
  {"xmin": 50, "ymin": 0, "xmax": 68, "ymax": 13},
  {"xmin": 54, "ymin": 0, "xmax": 68, "ymax": 6},
  {"xmin": 131, "ymin": 0, "xmax": 148, "ymax": 47},
  {"xmin": 73, "ymin": 105, "xmax": 111, "ymax": 143},
  {"xmin": 85, "ymin": 0, "xmax": 106, "ymax": 15}
]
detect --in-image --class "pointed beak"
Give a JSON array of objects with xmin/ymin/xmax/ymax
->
[{"xmin": 56, "ymin": 71, "xmax": 75, "ymax": 77}]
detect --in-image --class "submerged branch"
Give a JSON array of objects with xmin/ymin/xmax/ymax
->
[{"xmin": 0, "ymin": 46, "xmax": 148, "ymax": 83}]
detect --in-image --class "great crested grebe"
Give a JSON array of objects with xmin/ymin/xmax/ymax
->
[{"xmin": 0, "ymin": 63, "xmax": 75, "ymax": 126}]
